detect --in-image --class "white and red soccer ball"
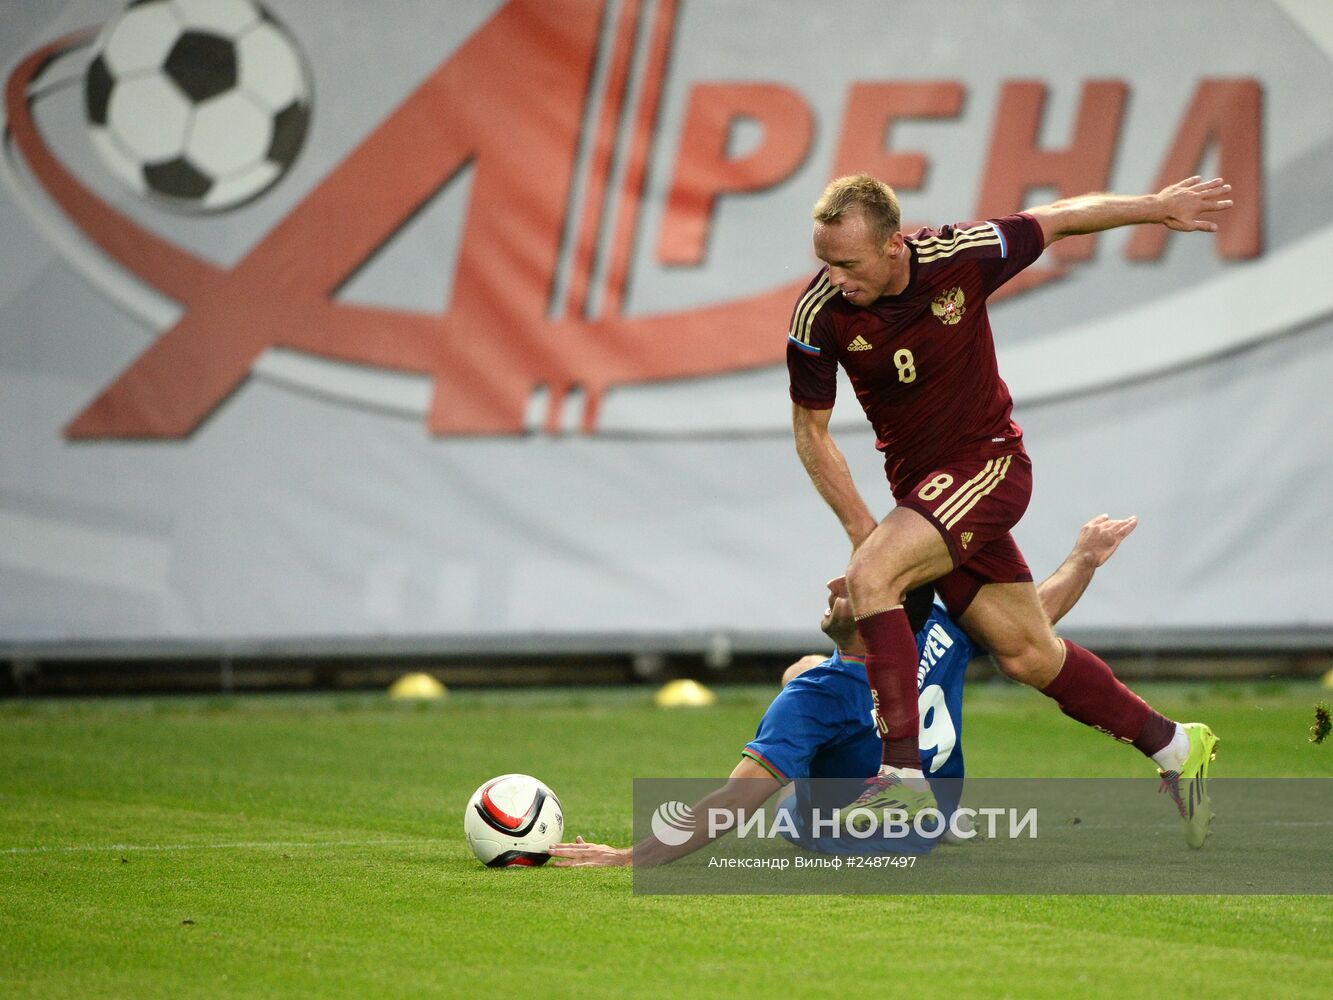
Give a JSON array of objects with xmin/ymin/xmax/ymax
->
[{"xmin": 463, "ymin": 774, "xmax": 564, "ymax": 868}]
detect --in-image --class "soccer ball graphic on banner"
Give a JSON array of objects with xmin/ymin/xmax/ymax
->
[
  {"xmin": 83, "ymin": 0, "xmax": 311, "ymax": 211},
  {"xmin": 463, "ymin": 774, "xmax": 564, "ymax": 868}
]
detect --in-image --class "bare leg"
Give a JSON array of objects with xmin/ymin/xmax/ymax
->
[
  {"xmin": 956, "ymin": 582, "xmax": 1064, "ymax": 686},
  {"xmin": 846, "ymin": 506, "xmax": 954, "ymax": 613}
]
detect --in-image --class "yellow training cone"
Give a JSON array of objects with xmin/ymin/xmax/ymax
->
[
  {"xmin": 654, "ymin": 678, "xmax": 717, "ymax": 708},
  {"xmin": 1322, "ymin": 668, "xmax": 1333, "ymax": 691},
  {"xmin": 388, "ymin": 672, "xmax": 447, "ymax": 700}
]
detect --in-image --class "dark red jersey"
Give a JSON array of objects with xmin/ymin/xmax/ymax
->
[{"xmin": 787, "ymin": 212, "xmax": 1045, "ymax": 496}]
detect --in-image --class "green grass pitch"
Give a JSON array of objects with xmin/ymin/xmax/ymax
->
[{"xmin": 1, "ymin": 681, "xmax": 1329, "ymax": 999}]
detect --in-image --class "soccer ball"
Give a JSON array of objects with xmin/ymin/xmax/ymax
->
[
  {"xmin": 463, "ymin": 774, "xmax": 564, "ymax": 868},
  {"xmin": 83, "ymin": 0, "xmax": 311, "ymax": 212}
]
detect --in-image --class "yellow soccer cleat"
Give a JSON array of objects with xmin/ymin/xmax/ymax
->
[
  {"xmin": 843, "ymin": 771, "xmax": 938, "ymax": 834},
  {"xmin": 1158, "ymin": 722, "xmax": 1219, "ymax": 849}
]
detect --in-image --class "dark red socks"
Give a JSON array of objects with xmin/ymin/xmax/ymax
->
[
  {"xmin": 855, "ymin": 606, "xmax": 922, "ymax": 769},
  {"xmin": 1042, "ymin": 640, "xmax": 1176, "ymax": 757}
]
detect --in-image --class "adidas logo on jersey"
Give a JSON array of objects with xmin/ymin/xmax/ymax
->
[
  {"xmin": 847, "ymin": 335, "xmax": 873, "ymax": 352},
  {"xmin": 960, "ymin": 531, "xmax": 973, "ymax": 549}
]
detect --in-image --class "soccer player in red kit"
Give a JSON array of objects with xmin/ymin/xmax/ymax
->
[{"xmin": 787, "ymin": 174, "xmax": 1232, "ymax": 847}]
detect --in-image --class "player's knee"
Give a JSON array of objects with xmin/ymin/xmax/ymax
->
[
  {"xmin": 994, "ymin": 654, "xmax": 1040, "ymax": 685},
  {"xmin": 845, "ymin": 556, "xmax": 906, "ymax": 611},
  {"xmin": 992, "ymin": 638, "xmax": 1064, "ymax": 687}
]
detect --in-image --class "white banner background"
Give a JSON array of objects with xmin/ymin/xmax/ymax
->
[{"xmin": 1, "ymin": 0, "xmax": 1330, "ymax": 649}]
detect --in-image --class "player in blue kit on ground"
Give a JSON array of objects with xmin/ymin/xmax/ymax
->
[
  {"xmin": 746, "ymin": 582, "xmax": 969, "ymax": 856},
  {"xmin": 550, "ymin": 514, "xmax": 1135, "ymax": 867}
]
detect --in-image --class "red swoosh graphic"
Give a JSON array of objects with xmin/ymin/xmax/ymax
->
[{"xmin": 6, "ymin": 3, "xmax": 1063, "ymax": 440}]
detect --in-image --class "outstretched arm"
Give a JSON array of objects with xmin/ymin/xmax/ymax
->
[
  {"xmin": 1037, "ymin": 515, "xmax": 1138, "ymax": 626},
  {"xmin": 792, "ymin": 402, "xmax": 878, "ymax": 550},
  {"xmin": 549, "ymin": 757, "xmax": 781, "ymax": 868},
  {"xmin": 1026, "ymin": 176, "xmax": 1233, "ymax": 249}
]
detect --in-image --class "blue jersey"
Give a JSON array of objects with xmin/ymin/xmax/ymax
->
[{"xmin": 742, "ymin": 606, "xmax": 973, "ymax": 853}]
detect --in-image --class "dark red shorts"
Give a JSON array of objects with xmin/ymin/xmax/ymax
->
[{"xmin": 897, "ymin": 451, "xmax": 1034, "ymax": 617}]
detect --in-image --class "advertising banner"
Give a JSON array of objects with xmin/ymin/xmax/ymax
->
[{"xmin": 2, "ymin": 0, "xmax": 1330, "ymax": 648}]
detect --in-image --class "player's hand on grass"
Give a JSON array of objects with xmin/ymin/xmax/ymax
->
[
  {"xmin": 550, "ymin": 835, "xmax": 631, "ymax": 867},
  {"xmin": 1156, "ymin": 176, "xmax": 1233, "ymax": 233},
  {"xmin": 1073, "ymin": 514, "xmax": 1137, "ymax": 568}
]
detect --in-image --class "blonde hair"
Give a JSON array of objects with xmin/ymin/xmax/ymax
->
[{"xmin": 812, "ymin": 174, "xmax": 901, "ymax": 245}]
